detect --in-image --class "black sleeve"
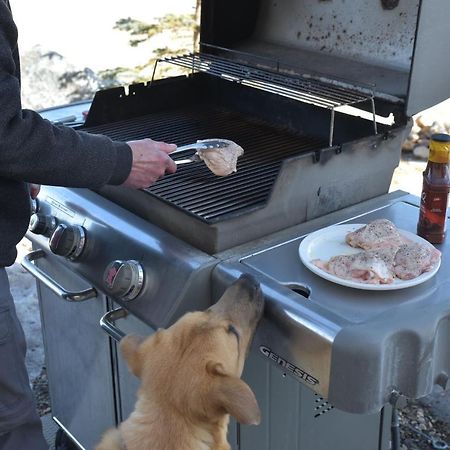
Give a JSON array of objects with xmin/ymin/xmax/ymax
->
[{"xmin": 0, "ymin": 3, "xmax": 132, "ymax": 188}]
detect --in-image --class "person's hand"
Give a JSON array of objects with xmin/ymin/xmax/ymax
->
[
  {"xmin": 122, "ymin": 139, "xmax": 177, "ymax": 189},
  {"xmin": 29, "ymin": 184, "xmax": 40, "ymax": 199}
]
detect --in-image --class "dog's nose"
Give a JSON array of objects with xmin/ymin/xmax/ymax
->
[
  {"xmin": 210, "ymin": 273, "xmax": 264, "ymax": 316},
  {"xmin": 238, "ymin": 273, "xmax": 259, "ymax": 288},
  {"xmin": 237, "ymin": 274, "xmax": 262, "ymax": 298}
]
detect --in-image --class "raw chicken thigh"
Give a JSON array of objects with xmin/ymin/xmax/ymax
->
[
  {"xmin": 346, "ymin": 219, "xmax": 405, "ymax": 250},
  {"xmin": 394, "ymin": 242, "xmax": 441, "ymax": 280},
  {"xmin": 311, "ymin": 219, "xmax": 441, "ymax": 285},
  {"xmin": 313, "ymin": 250, "xmax": 395, "ymax": 284},
  {"xmin": 196, "ymin": 139, "xmax": 244, "ymax": 176}
]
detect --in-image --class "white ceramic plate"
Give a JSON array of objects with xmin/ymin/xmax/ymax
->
[{"xmin": 298, "ymin": 224, "xmax": 441, "ymax": 290}]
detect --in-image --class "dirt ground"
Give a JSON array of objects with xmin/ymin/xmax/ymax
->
[{"xmin": 390, "ymin": 156, "xmax": 425, "ymax": 197}]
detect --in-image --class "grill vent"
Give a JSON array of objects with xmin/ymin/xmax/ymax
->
[{"xmin": 314, "ymin": 393, "xmax": 334, "ymax": 418}]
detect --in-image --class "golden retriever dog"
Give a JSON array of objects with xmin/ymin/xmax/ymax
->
[{"xmin": 95, "ymin": 273, "xmax": 264, "ymax": 450}]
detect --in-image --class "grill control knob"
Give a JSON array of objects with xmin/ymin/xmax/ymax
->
[
  {"xmin": 103, "ymin": 260, "xmax": 144, "ymax": 301},
  {"xmin": 49, "ymin": 224, "xmax": 86, "ymax": 260},
  {"xmin": 29, "ymin": 213, "xmax": 56, "ymax": 236}
]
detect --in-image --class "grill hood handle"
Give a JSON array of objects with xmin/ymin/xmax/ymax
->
[
  {"xmin": 21, "ymin": 250, "xmax": 97, "ymax": 302},
  {"xmin": 99, "ymin": 308, "xmax": 128, "ymax": 342}
]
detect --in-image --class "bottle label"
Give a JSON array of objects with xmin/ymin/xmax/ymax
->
[{"xmin": 418, "ymin": 186, "xmax": 449, "ymax": 233}]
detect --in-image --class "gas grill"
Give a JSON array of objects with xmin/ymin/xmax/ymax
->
[{"xmin": 24, "ymin": 1, "xmax": 450, "ymax": 449}]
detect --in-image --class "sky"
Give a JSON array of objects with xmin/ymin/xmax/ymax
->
[{"xmin": 11, "ymin": 0, "xmax": 195, "ymax": 71}]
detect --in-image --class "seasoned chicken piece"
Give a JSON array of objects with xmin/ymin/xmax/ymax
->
[
  {"xmin": 346, "ymin": 219, "xmax": 405, "ymax": 250},
  {"xmin": 394, "ymin": 242, "xmax": 441, "ymax": 280},
  {"xmin": 196, "ymin": 139, "xmax": 244, "ymax": 176},
  {"xmin": 368, "ymin": 246, "xmax": 399, "ymax": 266},
  {"xmin": 313, "ymin": 250, "xmax": 395, "ymax": 284}
]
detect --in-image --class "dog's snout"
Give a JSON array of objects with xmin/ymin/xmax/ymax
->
[
  {"xmin": 237, "ymin": 274, "xmax": 264, "ymax": 311},
  {"xmin": 237, "ymin": 274, "xmax": 260, "ymax": 293},
  {"xmin": 211, "ymin": 274, "xmax": 264, "ymax": 318},
  {"xmin": 240, "ymin": 274, "xmax": 262, "ymax": 301}
]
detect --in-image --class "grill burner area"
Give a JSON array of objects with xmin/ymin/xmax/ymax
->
[
  {"xmin": 84, "ymin": 74, "xmax": 404, "ymax": 253},
  {"xmin": 84, "ymin": 105, "xmax": 326, "ymax": 223}
]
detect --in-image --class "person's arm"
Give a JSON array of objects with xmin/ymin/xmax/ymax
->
[
  {"xmin": 1, "ymin": 5, "xmax": 178, "ymax": 189},
  {"xmin": 4, "ymin": 6, "xmax": 176, "ymax": 191},
  {"xmin": 0, "ymin": 4, "xmax": 132, "ymax": 188}
]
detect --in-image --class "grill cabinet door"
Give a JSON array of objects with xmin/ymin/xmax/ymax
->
[
  {"xmin": 36, "ymin": 255, "xmax": 116, "ymax": 449},
  {"xmin": 111, "ymin": 307, "xmax": 154, "ymax": 421},
  {"xmin": 239, "ymin": 352, "xmax": 391, "ymax": 450}
]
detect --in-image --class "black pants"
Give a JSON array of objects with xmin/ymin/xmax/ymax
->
[{"xmin": 0, "ymin": 268, "xmax": 48, "ymax": 450}]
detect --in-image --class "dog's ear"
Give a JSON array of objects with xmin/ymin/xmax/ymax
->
[
  {"xmin": 207, "ymin": 363, "xmax": 261, "ymax": 425},
  {"xmin": 120, "ymin": 334, "xmax": 144, "ymax": 378}
]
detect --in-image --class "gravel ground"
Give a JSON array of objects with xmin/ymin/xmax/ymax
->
[
  {"xmin": 399, "ymin": 392, "xmax": 450, "ymax": 450},
  {"xmin": 32, "ymin": 367, "xmax": 51, "ymax": 417}
]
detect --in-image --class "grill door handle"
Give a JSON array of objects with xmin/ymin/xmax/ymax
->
[
  {"xmin": 21, "ymin": 249, "xmax": 97, "ymax": 302},
  {"xmin": 100, "ymin": 308, "xmax": 128, "ymax": 342}
]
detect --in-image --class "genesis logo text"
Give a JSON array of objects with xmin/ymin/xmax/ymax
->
[{"xmin": 259, "ymin": 345, "xmax": 319, "ymax": 386}]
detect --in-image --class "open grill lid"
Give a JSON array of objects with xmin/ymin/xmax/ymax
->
[{"xmin": 186, "ymin": 0, "xmax": 450, "ymax": 117}]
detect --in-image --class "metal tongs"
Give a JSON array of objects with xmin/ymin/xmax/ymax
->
[{"xmin": 170, "ymin": 139, "xmax": 230, "ymax": 164}]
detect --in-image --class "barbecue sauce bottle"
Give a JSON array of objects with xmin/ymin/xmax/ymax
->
[{"xmin": 417, "ymin": 133, "xmax": 450, "ymax": 244}]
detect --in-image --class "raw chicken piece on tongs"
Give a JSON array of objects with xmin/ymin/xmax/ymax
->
[{"xmin": 196, "ymin": 139, "xmax": 244, "ymax": 176}]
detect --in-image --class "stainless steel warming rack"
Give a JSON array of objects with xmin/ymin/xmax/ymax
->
[{"xmin": 154, "ymin": 44, "xmax": 377, "ymax": 146}]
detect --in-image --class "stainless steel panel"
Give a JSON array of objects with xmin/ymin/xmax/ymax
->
[
  {"xmin": 254, "ymin": 0, "xmax": 416, "ymax": 71},
  {"xmin": 27, "ymin": 186, "xmax": 216, "ymax": 328},
  {"xmin": 35, "ymin": 251, "xmax": 115, "ymax": 450},
  {"xmin": 239, "ymin": 352, "xmax": 390, "ymax": 450},
  {"xmin": 407, "ymin": 0, "xmax": 450, "ymax": 115}
]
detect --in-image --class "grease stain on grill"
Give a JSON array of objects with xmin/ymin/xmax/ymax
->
[{"xmin": 84, "ymin": 106, "xmax": 326, "ymax": 224}]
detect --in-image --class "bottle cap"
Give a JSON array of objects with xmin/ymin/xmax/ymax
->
[
  {"xmin": 431, "ymin": 133, "xmax": 450, "ymax": 143},
  {"xmin": 429, "ymin": 133, "xmax": 450, "ymax": 163}
]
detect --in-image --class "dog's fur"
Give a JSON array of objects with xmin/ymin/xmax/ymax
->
[{"xmin": 95, "ymin": 274, "xmax": 264, "ymax": 450}]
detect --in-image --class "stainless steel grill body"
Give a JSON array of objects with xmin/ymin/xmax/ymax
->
[{"xmin": 26, "ymin": 186, "xmax": 450, "ymax": 450}]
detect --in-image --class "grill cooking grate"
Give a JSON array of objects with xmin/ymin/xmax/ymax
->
[{"xmin": 84, "ymin": 106, "xmax": 326, "ymax": 223}]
